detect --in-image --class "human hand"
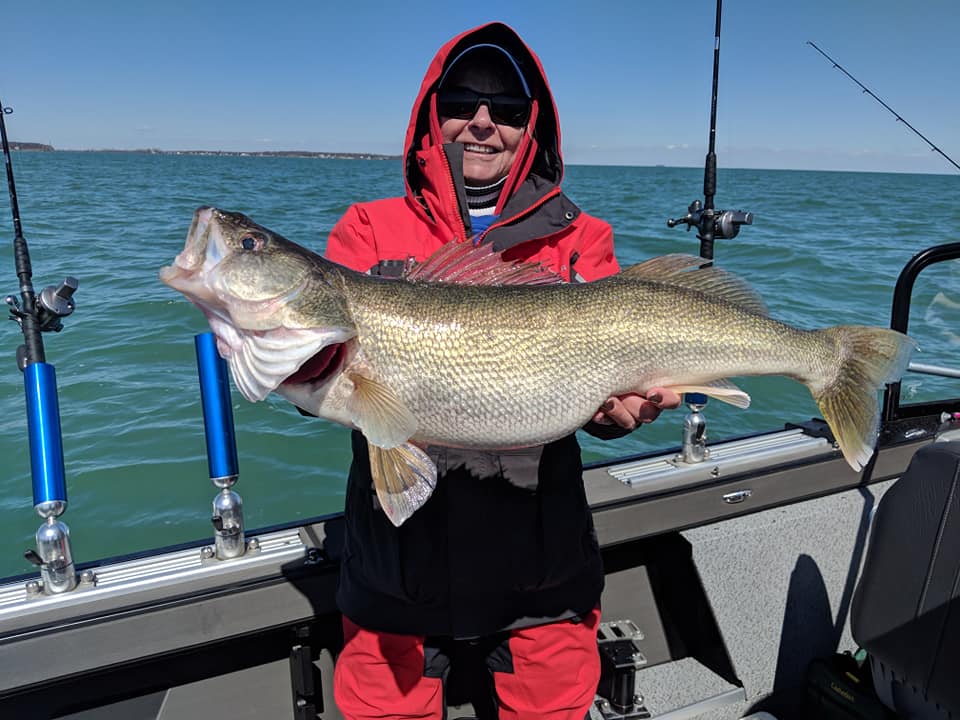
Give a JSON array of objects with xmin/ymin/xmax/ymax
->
[{"xmin": 591, "ymin": 388, "xmax": 682, "ymax": 430}]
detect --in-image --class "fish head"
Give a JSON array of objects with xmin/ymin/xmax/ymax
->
[
  {"xmin": 161, "ymin": 206, "xmax": 324, "ymax": 327},
  {"xmin": 160, "ymin": 206, "xmax": 355, "ymax": 403}
]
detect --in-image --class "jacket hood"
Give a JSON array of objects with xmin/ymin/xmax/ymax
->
[{"xmin": 402, "ymin": 23, "xmax": 563, "ymax": 203}]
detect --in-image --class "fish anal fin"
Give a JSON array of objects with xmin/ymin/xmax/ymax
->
[
  {"xmin": 404, "ymin": 242, "xmax": 563, "ymax": 286},
  {"xmin": 663, "ymin": 380, "xmax": 751, "ymax": 409},
  {"xmin": 621, "ymin": 254, "xmax": 768, "ymax": 316},
  {"xmin": 369, "ymin": 442, "xmax": 438, "ymax": 526},
  {"xmin": 347, "ymin": 372, "xmax": 418, "ymax": 448}
]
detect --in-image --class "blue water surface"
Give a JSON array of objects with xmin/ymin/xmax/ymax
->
[{"xmin": 0, "ymin": 152, "xmax": 956, "ymax": 578}]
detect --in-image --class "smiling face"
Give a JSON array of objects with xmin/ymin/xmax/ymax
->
[
  {"xmin": 440, "ymin": 103, "xmax": 526, "ymax": 185},
  {"xmin": 437, "ymin": 46, "xmax": 530, "ymax": 185}
]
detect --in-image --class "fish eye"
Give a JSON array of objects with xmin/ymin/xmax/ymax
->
[{"xmin": 241, "ymin": 235, "xmax": 260, "ymax": 251}]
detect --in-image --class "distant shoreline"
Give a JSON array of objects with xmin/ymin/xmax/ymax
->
[
  {"xmin": 9, "ymin": 143, "xmax": 951, "ymax": 175},
  {"xmin": 9, "ymin": 143, "xmax": 400, "ymax": 160}
]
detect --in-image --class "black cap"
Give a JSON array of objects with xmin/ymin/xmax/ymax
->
[{"xmin": 438, "ymin": 44, "xmax": 531, "ymax": 98}]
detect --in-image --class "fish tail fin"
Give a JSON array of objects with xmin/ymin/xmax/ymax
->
[
  {"xmin": 811, "ymin": 326, "xmax": 915, "ymax": 471},
  {"xmin": 368, "ymin": 442, "xmax": 438, "ymax": 526}
]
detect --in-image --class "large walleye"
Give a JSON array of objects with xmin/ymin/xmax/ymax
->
[{"xmin": 160, "ymin": 207, "xmax": 914, "ymax": 526}]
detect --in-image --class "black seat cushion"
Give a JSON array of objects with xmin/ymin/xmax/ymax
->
[{"xmin": 852, "ymin": 440, "xmax": 960, "ymax": 715}]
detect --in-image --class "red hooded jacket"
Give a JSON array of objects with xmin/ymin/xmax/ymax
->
[
  {"xmin": 326, "ymin": 23, "xmax": 619, "ymax": 282},
  {"xmin": 325, "ymin": 23, "xmax": 609, "ymax": 639}
]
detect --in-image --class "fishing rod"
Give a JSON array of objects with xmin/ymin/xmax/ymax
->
[
  {"xmin": 807, "ymin": 41, "xmax": 960, "ymax": 173},
  {"xmin": 667, "ymin": 0, "xmax": 753, "ymax": 261},
  {"xmin": 1, "ymin": 97, "xmax": 80, "ymax": 594},
  {"xmin": 663, "ymin": 0, "xmax": 754, "ymax": 467},
  {"xmin": 2, "ymin": 103, "xmax": 247, "ymax": 581}
]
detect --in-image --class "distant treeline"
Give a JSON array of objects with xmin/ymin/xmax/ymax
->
[
  {"xmin": 9, "ymin": 143, "xmax": 398, "ymax": 160},
  {"xmin": 156, "ymin": 149, "xmax": 401, "ymax": 160},
  {"xmin": 10, "ymin": 142, "xmax": 54, "ymax": 151}
]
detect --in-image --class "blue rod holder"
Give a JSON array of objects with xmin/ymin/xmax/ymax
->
[
  {"xmin": 194, "ymin": 332, "xmax": 239, "ymax": 482},
  {"xmin": 683, "ymin": 392, "xmax": 709, "ymax": 406},
  {"xmin": 24, "ymin": 362, "xmax": 67, "ymax": 513}
]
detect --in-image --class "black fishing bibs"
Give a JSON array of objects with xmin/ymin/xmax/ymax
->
[{"xmin": 335, "ymin": 430, "xmax": 604, "ymax": 638}]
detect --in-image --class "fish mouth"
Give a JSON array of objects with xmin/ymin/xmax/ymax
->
[
  {"xmin": 159, "ymin": 206, "xmax": 220, "ymax": 298},
  {"xmin": 282, "ymin": 342, "xmax": 347, "ymax": 386},
  {"xmin": 174, "ymin": 207, "xmax": 216, "ymax": 270}
]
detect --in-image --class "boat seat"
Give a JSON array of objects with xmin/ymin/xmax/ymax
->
[{"xmin": 851, "ymin": 440, "xmax": 960, "ymax": 719}]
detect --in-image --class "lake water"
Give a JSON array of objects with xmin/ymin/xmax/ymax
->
[{"xmin": 0, "ymin": 152, "xmax": 956, "ymax": 579}]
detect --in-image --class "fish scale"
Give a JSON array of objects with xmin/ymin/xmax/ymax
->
[
  {"xmin": 339, "ymin": 275, "xmax": 826, "ymax": 448},
  {"xmin": 345, "ymin": 283, "xmax": 604, "ymax": 445}
]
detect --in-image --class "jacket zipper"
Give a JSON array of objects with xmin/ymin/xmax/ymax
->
[{"xmin": 439, "ymin": 152, "xmax": 467, "ymax": 244}]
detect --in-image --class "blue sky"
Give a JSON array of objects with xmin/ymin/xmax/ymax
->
[{"xmin": 3, "ymin": 0, "xmax": 958, "ymax": 174}]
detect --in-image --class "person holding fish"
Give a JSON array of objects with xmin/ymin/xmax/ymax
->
[
  {"xmin": 160, "ymin": 20, "xmax": 912, "ymax": 720},
  {"xmin": 325, "ymin": 22, "xmax": 680, "ymax": 720}
]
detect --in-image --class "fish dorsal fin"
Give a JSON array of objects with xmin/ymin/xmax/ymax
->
[
  {"xmin": 404, "ymin": 241, "xmax": 563, "ymax": 286},
  {"xmin": 346, "ymin": 372, "xmax": 418, "ymax": 448},
  {"xmin": 368, "ymin": 442, "xmax": 438, "ymax": 526},
  {"xmin": 622, "ymin": 254, "xmax": 768, "ymax": 316}
]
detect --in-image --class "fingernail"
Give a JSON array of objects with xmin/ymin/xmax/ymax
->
[
  {"xmin": 647, "ymin": 392, "xmax": 662, "ymax": 404},
  {"xmin": 602, "ymin": 400, "xmax": 615, "ymax": 411}
]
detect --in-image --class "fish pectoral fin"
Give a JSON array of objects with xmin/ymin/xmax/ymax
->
[
  {"xmin": 347, "ymin": 372, "xmax": 418, "ymax": 448},
  {"xmin": 663, "ymin": 380, "xmax": 751, "ymax": 409},
  {"xmin": 368, "ymin": 442, "xmax": 438, "ymax": 527}
]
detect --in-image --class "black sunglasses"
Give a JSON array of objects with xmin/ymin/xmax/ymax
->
[{"xmin": 436, "ymin": 88, "xmax": 531, "ymax": 127}]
